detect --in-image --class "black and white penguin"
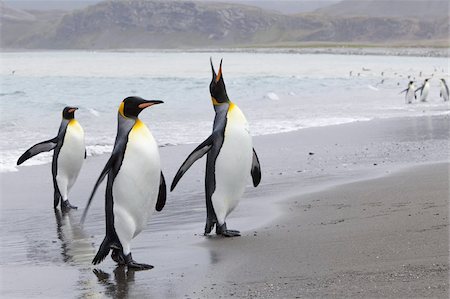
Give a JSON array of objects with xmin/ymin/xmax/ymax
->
[
  {"xmin": 439, "ymin": 78, "xmax": 449, "ymax": 102},
  {"xmin": 400, "ymin": 81, "xmax": 416, "ymax": 104},
  {"xmin": 170, "ymin": 59, "xmax": 261, "ymax": 237},
  {"xmin": 415, "ymin": 78, "xmax": 430, "ymax": 102},
  {"xmin": 17, "ymin": 106, "xmax": 85, "ymax": 210},
  {"xmin": 81, "ymin": 96, "xmax": 166, "ymax": 270}
]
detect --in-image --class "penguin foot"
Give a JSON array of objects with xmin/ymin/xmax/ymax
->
[
  {"xmin": 61, "ymin": 200, "xmax": 77, "ymax": 211},
  {"xmin": 111, "ymin": 249, "xmax": 126, "ymax": 265},
  {"xmin": 125, "ymin": 253, "xmax": 153, "ymax": 270},
  {"xmin": 216, "ymin": 223, "xmax": 241, "ymax": 237},
  {"xmin": 204, "ymin": 219, "xmax": 216, "ymax": 235},
  {"xmin": 220, "ymin": 230, "xmax": 241, "ymax": 237}
]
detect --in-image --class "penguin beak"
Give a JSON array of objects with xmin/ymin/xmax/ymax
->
[
  {"xmin": 210, "ymin": 57, "xmax": 217, "ymax": 81},
  {"xmin": 210, "ymin": 58, "xmax": 223, "ymax": 83},
  {"xmin": 68, "ymin": 107, "xmax": 78, "ymax": 113},
  {"xmin": 138, "ymin": 100, "xmax": 164, "ymax": 109},
  {"xmin": 215, "ymin": 59, "xmax": 223, "ymax": 83}
]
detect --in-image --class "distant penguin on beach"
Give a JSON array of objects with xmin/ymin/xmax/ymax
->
[
  {"xmin": 17, "ymin": 107, "xmax": 85, "ymax": 210},
  {"xmin": 376, "ymin": 79, "xmax": 385, "ymax": 86},
  {"xmin": 440, "ymin": 78, "xmax": 449, "ymax": 102},
  {"xmin": 400, "ymin": 81, "xmax": 416, "ymax": 104},
  {"xmin": 170, "ymin": 59, "xmax": 261, "ymax": 237},
  {"xmin": 415, "ymin": 78, "xmax": 430, "ymax": 102},
  {"xmin": 81, "ymin": 96, "xmax": 166, "ymax": 270}
]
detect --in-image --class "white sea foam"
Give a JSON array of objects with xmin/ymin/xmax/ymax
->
[
  {"xmin": 367, "ymin": 85, "xmax": 379, "ymax": 91},
  {"xmin": 86, "ymin": 145, "xmax": 113, "ymax": 156},
  {"xmin": 265, "ymin": 92, "xmax": 280, "ymax": 101},
  {"xmin": 88, "ymin": 108, "xmax": 100, "ymax": 117},
  {"xmin": 1, "ymin": 151, "xmax": 53, "ymax": 173}
]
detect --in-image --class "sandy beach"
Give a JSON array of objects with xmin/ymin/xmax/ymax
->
[{"xmin": 1, "ymin": 114, "xmax": 449, "ymax": 298}]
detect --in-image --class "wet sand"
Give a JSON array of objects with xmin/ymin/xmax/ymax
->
[
  {"xmin": 194, "ymin": 162, "xmax": 449, "ymax": 298},
  {"xmin": 0, "ymin": 115, "xmax": 449, "ymax": 298}
]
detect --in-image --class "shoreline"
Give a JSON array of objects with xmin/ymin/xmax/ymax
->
[
  {"xmin": 4, "ymin": 113, "xmax": 449, "ymax": 174},
  {"xmin": 1, "ymin": 47, "xmax": 448, "ymax": 57},
  {"xmin": 1, "ymin": 114, "xmax": 449, "ymax": 298}
]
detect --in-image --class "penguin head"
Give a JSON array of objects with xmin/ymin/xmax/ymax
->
[
  {"xmin": 441, "ymin": 78, "xmax": 446, "ymax": 84},
  {"xmin": 209, "ymin": 58, "xmax": 229, "ymax": 105},
  {"xmin": 119, "ymin": 96, "xmax": 163, "ymax": 119},
  {"xmin": 62, "ymin": 106, "xmax": 78, "ymax": 119}
]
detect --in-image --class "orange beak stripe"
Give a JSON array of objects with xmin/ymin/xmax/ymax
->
[
  {"xmin": 215, "ymin": 66, "xmax": 222, "ymax": 82},
  {"xmin": 138, "ymin": 102, "xmax": 154, "ymax": 109}
]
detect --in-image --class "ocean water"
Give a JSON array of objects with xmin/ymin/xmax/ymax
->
[{"xmin": 1, "ymin": 51, "xmax": 448, "ymax": 172}]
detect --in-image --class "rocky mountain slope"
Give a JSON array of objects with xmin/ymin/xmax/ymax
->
[
  {"xmin": 315, "ymin": 0, "xmax": 449, "ymax": 20},
  {"xmin": 1, "ymin": 0, "xmax": 448, "ymax": 49}
]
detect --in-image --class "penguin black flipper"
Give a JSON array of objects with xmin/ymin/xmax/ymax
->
[
  {"xmin": 85, "ymin": 149, "xmax": 87, "ymax": 159},
  {"xmin": 17, "ymin": 137, "xmax": 59, "ymax": 165},
  {"xmin": 251, "ymin": 148, "xmax": 261, "ymax": 187},
  {"xmin": 81, "ymin": 142, "xmax": 125, "ymax": 224},
  {"xmin": 170, "ymin": 135, "xmax": 214, "ymax": 191},
  {"xmin": 399, "ymin": 88, "xmax": 407, "ymax": 94},
  {"xmin": 155, "ymin": 171, "xmax": 166, "ymax": 211},
  {"xmin": 415, "ymin": 86, "xmax": 423, "ymax": 95}
]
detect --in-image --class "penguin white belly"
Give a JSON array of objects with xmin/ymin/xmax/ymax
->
[
  {"xmin": 212, "ymin": 104, "xmax": 253, "ymax": 225},
  {"xmin": 421, "ymin": 84, "xmax": 429, "ymax": 101},
  {"xmin": 112, "ymin": 121, "xmax": 160, "ymax": 253},
  {"xmin": 406, "ymin": 88, "xmax": 415, "ymax": 103},
  {"xmin": 56, "ymin": 120, "xmax": 85, "ymax": 199}
]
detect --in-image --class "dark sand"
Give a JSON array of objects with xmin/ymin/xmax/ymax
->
[
  {"xmin": 194, "ymin": 162, "xmax": 449, "ymax": 298},
  {"xmin": 1, "ymin": 115, "xmax": 449, "ymax": 298}
]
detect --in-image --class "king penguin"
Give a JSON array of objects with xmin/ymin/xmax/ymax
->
[
  {"xmin": 400, "ymin": 81, "xmax": 416, "ymax": 104},
  {"xmin": 440, "ymin": 78, "xmax": 449, "ymax": 102},
  {"xmin": 17, "ymin": 106, "xmax": 85, "ymax": 210},
  {"xmin": 170, "ymin": 59, "xmax": 261, "ymax": 237},
  {"xmin": 81, "ymin": 96, "xmax": 166, "ymax": 270},
  {"xmin": 415, "ymin": 78, "xmax": 430, "ymax": 102}
]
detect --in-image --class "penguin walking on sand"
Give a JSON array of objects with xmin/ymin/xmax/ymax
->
[
  {"xmin": 170, "ymin": 59, "xmax": 261, "ymax": 237},
  {"xmin": 81, "ymin": 96, "xmax": 166, "ymax": 270},
  {"xmin": 439, "ymin": 78, "xmax": 449, "ymax": 102},
  {"xmin": 400, "ymin": 81, "xmax": 416, "ymax": 104},
  {"xmin": 17, "ymin": 107, "xmax": 85, "ymax": 210},
  {"xmin": 415, "ymin": 78, "xmax": 430, "ymax": 102}
]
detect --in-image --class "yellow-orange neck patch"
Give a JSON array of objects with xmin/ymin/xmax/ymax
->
[
  {"xmin": 119, "ymin": 101, "xmax": 126, "ymax": 118},
  {"xmin": 211, "ymin": 97, "xmax": 221, "ymax": 106},
  {"xmin": 134, "ymin": 119, "xmax": 144, "ymax": 129}
]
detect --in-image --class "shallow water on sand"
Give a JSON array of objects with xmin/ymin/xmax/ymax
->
[{"xmin": 0, "ymin": 143, "xmax": 277, "ymax": 298}]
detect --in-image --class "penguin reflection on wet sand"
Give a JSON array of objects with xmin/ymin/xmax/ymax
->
[
  {"xmin": 93, "ymin": 266, "xmax": 134, "ymax": 298},
  {"xmin": 171, "ymin": 59, "xmax": 261, "ymax": 237},
  {"xmin": 54, "ymin": 209, "xmax": 96, "ymax": 264},
  {"xmin": 400, "ymin": 81, "xmax": 416, "ymax": 104},
  {"xmin": 82, "ymin": 96, "xmax": 166, "ymax": 270},
  {"xmin": 17, "ymin": 106, "xmax": 85, "ymax": 210}
]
